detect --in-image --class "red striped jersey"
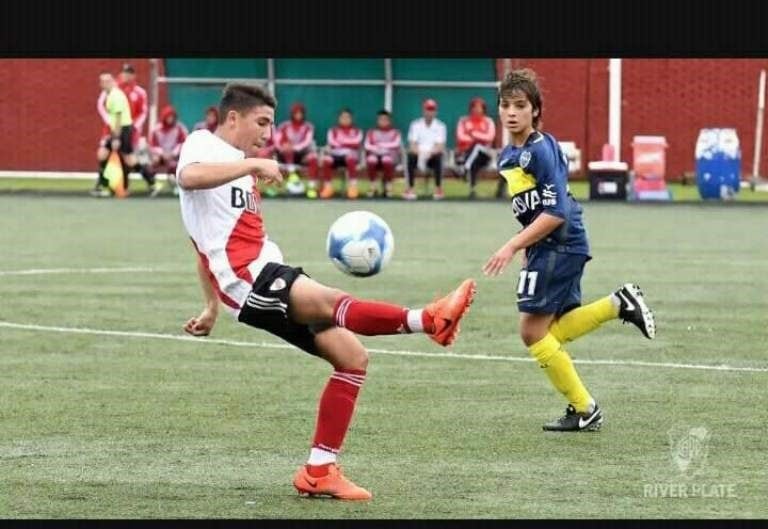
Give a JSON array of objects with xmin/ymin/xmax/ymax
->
[
  {"xmin": 327, "ymin": 125, "xmax": 363, "ymax": 156},
  {"xmin": 275, "ymin": 120, "xmax": 315, "ymax": 152},
  {"xmin": 364, "ymin": 127, "xmax": 402, "ymax": 158},
  {"xmin": 118, "ymin": 81, "xmax": 148, "ymax": 133},
  {"xmin": 149, "ymin": 122, "xmax": 188, "ymax": 157},
  {"xmin": 176, "ymin": 130, "xmax": 268, "ymax": 314},
  {"xmin": 455, "ymin": 115, "xmax": 496, "ymax": 153}
]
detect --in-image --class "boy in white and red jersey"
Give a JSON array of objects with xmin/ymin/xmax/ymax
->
[
  {"xmin": 320, "ymin": 108, "xmax": 363, "ymax": 199},
  {"xmin": 455, "ymin": 97, "xmax": 496, "ymax": 199},
  {"xmin": 274, "ymin": 102, "xmax": 320, "ymax": 198},
  {"xmin": 148, "ymin": 104, "xmax": 188, "ymax": 194},
  {"xmin": 176, "ymin": 83, "xmax": 476, "ymax": 501},
  {"xmin": 364, "ymin": 110, "xmax": 402, "ymax": 198}
]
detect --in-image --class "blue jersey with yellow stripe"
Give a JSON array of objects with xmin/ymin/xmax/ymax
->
[{"xmin": 497, "ymin": 130, "xmax": 590, "ymax": 256}]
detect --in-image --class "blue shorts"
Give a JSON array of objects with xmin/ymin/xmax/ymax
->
[{"xmin": 516, "ymin": 245, "xmax": 590, "ymax": 316}]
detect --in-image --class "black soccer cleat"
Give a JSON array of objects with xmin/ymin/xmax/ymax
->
[
  {"xmin": 614, "ymin": 283, "xmax": 656, "ymax": 339},
  {"xmin": 542, "ymin": 403, "xmax": 603, "ymax": 432}
]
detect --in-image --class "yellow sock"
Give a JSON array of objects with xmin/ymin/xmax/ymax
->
[
  {"xmin": 529, "ymin": 333, "xmax": 593, "ymax": 413},
  {"xmin": 549, "ymin": 296, "xmax": 619, "ymax": 343}
]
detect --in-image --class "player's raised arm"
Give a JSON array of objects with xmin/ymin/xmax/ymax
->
[{"xmin": 178, "ymin": 157, "xmax": 281, "ymax": 190}]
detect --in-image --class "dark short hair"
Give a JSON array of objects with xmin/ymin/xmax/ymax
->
[
  {"xmin": 121, "ymin": 63, "xmax": 135, "ymax": 74},
  {"xmin": 218, "ymin": 83, "xmax": 276, "ymax": 124},
  {"xmin": 339, "ymin": 107, "xmax": 353, "ymax": 116},
  {"xmin": 377, "ymin": 109, "xmax": 391, "ymax": 117},
  {"xmin": 498, "ymin": 68, "xmax": 542, "ymax": 128}
]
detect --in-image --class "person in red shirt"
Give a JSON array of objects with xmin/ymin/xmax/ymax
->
[
  {"xmin": 321, "ymin": 108, "xmax": 363, "ymax": 200},
  {"xmin": 194, "ymin": 106, "xmax": 220, "ymax": 133},
  {"xmin": 118, "ymin": 63, "xmax": 157, "ymax": 194},
  {"xmin": 118, "ymin": 64, "xmax": 148, "ymax": 146},
  {"xmin": 455, "ymin": 97, "xmax": 497, "ymax": 199},
  {"xmin": 274, "ymin": 103, "xmax": 320, "ymax": 198},
  {"xmin": 364, "ymin": 110, "xmax": 402, "ymax": 198},
  {"xmin": 148, "ymin": 105, "xmax": 188, "ymax": 196}
]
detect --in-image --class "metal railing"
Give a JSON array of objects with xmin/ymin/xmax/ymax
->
[{"xmin": 149, "ymin": 58, "xmax": 500, "ymax": 131}]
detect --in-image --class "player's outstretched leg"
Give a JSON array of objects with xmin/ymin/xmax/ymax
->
[
  {"xmin": 293, "ymin": 327, "xmax": 372, "ymax": 500},
  {"xmin": 288, "ymin": 276, "xmax": 477, "ymax": 347},
  {"xmin": 548, "ymin": 283, "xmax": 655, "ymax": 343}
]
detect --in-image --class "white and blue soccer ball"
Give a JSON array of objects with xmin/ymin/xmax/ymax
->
[{"xmin": 326, "ymin": 210, "xmax": 394, "ymax": 277}]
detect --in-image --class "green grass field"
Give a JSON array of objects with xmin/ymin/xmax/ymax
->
[
  {"xmin": 3, "ymin": 174, "xmax": 768, "ymax": 202},
  {"xmin": 0, "ymin": 195, "xmax": 767, "ymax": 519}
]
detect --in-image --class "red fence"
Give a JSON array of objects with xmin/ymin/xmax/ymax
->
[
  {"xmin": 497, "ymin": 58, "xmax": 768, "ymax": 180},
  {"xmin": 0, "ymin": 59, "xmax": 166, "ymax": 172}
]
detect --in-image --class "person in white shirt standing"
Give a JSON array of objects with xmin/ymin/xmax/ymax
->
[
  {"xmin": 404, "ymin": 98, "xmax": 447, "ymax": 200},
  {"xmin": 176, "ymin": 83, "xmax": 476, "ymax": 501}
]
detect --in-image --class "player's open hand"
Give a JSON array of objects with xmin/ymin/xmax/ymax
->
[
  {"xmin": 483, "ymin": 241, "xmax": 520, "ymax": 277},
  {"xmin": 183, "ymin": 307, "xmax": 218, "ymax": 337}
]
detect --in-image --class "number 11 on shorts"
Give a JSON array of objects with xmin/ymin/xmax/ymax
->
[{"xmin": 517, "ymin": 270, "xmax": 539, "ymax": 296}]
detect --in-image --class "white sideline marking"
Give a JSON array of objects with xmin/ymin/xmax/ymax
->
[
  {"xmin": 0, "ymin": 321, "xmax": 766, "ymax": 374},
  {"xmin": 0, "ymin": 170, "xmax": 171, "ymax": 181},
  {"xmin": 0, "ymin": 267, "xmax": 165, "ymax": 276}
]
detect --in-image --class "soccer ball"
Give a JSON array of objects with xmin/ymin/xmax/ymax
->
[{"xmin": 326, "ymin": 211, "xmax": 394, "ymax": 277}]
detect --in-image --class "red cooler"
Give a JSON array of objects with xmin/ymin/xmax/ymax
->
[{"xmin": 631, "ymin": 135, "xmax": 672, "ymax": 200}]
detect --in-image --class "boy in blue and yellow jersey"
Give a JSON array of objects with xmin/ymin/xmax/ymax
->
[{"xmin": 483, "ymin": 69, "xmax": 656, "ymax": 432}]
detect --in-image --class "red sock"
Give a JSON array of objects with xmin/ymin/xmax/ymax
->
[
  {"xmin": 312, "ymin": 369, "xmax": 367, "ymax": 456},
  {"xmin": 307, "ymin": 157, "xmax": 318, "ymax": 179},
  {"xmin": 322, "ymin": 160, "xmax": 333, "ymax": 182},
  {"xmin": 366, "ymin": 161, "xmax": 377, "ymax": 181},
  {"xmin": 382, "ymin": 161, "xmax": 394, "ymax": 181},
  {"xmin": 333, "ymin": 295, "xmax": 434, "ymax": 335},
  {"xmin": 346, "ymin": 157, "xmax": 358, "ymax": 179}
]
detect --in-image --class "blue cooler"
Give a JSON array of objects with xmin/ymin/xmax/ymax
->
[{"xmin": 695, "ymin": 128, "xmax": 741, "ymax": 199}]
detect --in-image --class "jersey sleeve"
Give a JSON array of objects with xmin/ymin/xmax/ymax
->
[
  {"xmin": 176, "ymin": 132, "xmax": 207, "ymax": 181},
  {"xmin": 530, "ymin": 143, "xmax": 568, "ymax": 219}
]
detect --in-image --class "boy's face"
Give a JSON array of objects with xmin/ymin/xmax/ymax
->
[
  {"xmin": 99, "ymin": 73, "xmax": 114, "ymax": 91},
  {"xmin": 339, "ymin": 112, "xmax": 352, "ymax": 127},
  {"xmin": 377, "ymin": 114, "xmax": 391, "ymax": 128},
  {"xmin": 228, "ymin": 104, "xmax": 275, "ymax": 154},
  {"xmin": 499, "ymin": 90, "xmax": 536, "ymax": 136}
]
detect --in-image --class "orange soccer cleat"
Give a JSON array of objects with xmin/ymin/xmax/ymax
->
[
  {"xmin": 424, "ymin": 278, "xmax": 477, "ymax": 346},
  {"xmin": 293, "ymin": 464, "xmax": 372, "ymax": 501},
  {"xmin": 320, "ymin": 183, "xmax": 335, "ymax": 199},
  {"xmin": 346, "ymin": 183, "xmax": 359, "ymax": 199}
]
